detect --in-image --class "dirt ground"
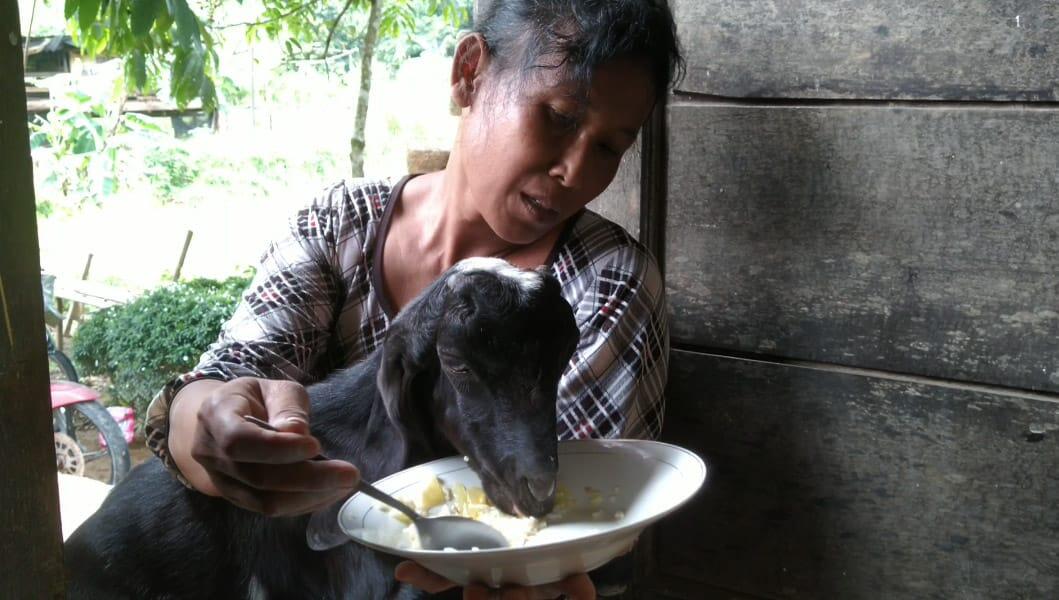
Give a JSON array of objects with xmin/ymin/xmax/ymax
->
[{"xmin": 80, "ymin": 434, "xmax": 153, "ymax": 482}]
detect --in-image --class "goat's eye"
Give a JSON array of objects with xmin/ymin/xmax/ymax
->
[
  {"xmin": 439, "ymin": 351, "xmax": 471, "ymax": 375},
  {"xmin": 440, "ymin": 357, "xmax": 470, "ymax": 374}
]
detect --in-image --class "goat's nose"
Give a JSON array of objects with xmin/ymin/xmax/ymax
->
[{"xmin": 525, "ymin": 474, "xmax": 557, "ymax": 503}]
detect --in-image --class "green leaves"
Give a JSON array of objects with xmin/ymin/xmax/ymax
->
[
  {"xmin": 62, "ymin": 0, "xmax": 471, "ymax": 112},
  {"xmin": 65, "ymin": 0, "xmax": 217, "ymax": 110},
  {"xmin": 78, "ymin": 0, "xmax": 102, "ymax": 32},
  {"xmin": 171, "ymin": 45, "xmax": 207, "ymax": 102},
  {"xmin": 168, "ymin": 0, "xmax": 201, "ymax": 46},
  {"xmin": 130, "ymin": 0, "xmax": 162, "ymax": 38},
  {"xmin": 127, "ymin": 50, "xmax": 148, "ymax": 89}
]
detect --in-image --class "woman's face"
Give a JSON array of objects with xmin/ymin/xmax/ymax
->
[{"xmin": 455, "ymin": 53, "xmax": 656, "ymax": 245}]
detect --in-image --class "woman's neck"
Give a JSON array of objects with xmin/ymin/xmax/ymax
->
[{"xmin": 409, "ymin": 162, "xmax": 519, "ymax": 270}]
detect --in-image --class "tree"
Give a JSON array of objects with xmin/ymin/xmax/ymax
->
[{"xmin": 58, "ymin": 0, "xmax": 470, "ymax": 176}]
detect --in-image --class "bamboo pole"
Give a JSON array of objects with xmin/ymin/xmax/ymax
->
[{"xmin": 173, "ymin": 230, "xmax": 193, "ymax": 281}]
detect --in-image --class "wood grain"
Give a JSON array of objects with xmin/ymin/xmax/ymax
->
[
  {"xmin": 674, "ymin": 0, "xmax": 1059, "ymax": 101},
  {"xmin": 651, "ymin": 349, "xmax": 1059, "ymax": 599},
  {"xmin": 591, "ymin": 136, "xmax": 642, "ymax": 240},
  {"xmin": 666, "ymin": 102, "xmax": 1059, "ymax": 393},
  {"xmin": 0, "ymin": 4, "xmax": 67, "ymax": 597}
]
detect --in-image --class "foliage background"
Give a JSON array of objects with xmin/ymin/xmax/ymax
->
[
  {"xmin": 72, "ymin": 274, "xmax": 252, "ymax": 415},
  {"xmin": 20, "ymin": 0, "xmax": 468, "ymax": 416},
  {"xmin": 26, "ymin": 0, "xmax": 463, "ymax": 286}
]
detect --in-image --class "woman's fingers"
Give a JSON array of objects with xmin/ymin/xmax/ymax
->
[
  {"xmin": 257, "ymin": 378, "xmax": 314, "ymax": 435},
  {"xmin": 394, "ymin": 561, "xmax": 459, "ymax": 594},
  {"xmin": 550, "ymin": 573, "xmax": 596, "ymax": 600},
  {"xmin": 209, "ymin": 470, "xmax": 353, "ymax": 516},
  {"xmin": 465, "ymin": 573, "xmax": 595, "ymax": 600},
  {"xmin": 187, "ymin": 376, "xmax": 358, "ymax": 516},
  {"xmin": 225, "ymin": 459, "xmax": 359, "ymax": 493},
  {"xmin": 398, "ymin": 563, "xmax": 596, "ymax": 600},
  {"xmin": 198, "ymin": 379, "xmax": 322, "ymax": 463}
]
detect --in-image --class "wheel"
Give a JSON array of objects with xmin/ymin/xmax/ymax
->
[
  {"xmin": 62, "ymin": 401, "xmax": 132, "ymax": 485},
  {"xmin": 55, "ymin": 432, "xmax": 85, "ymax": 476},
  {"xmin": 48, "ymin": 349, "xmax": 82, "ymax": 435},
  {"xmin": 49, "ymin": 349, "xmax": 79, "ymax": 383}
]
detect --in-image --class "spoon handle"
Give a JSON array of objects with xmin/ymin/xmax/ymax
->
[
  {"xmin": 242, "ymin": 414, "xmax": 328, "ymax": 461},
  {"xmin": 356, "ymin": 480, "xmax": 421, "ymax": 522},
  {"xmin": 242, "ymin": 415, "xmax": 420, "ymax": 522}
]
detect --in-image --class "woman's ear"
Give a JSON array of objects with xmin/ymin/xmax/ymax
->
[{"xmin": 451, "ymin": 33, "xmax": 489, "ymax": 110}]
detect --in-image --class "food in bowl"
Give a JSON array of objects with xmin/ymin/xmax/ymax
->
[{"xmin": 371, "ymin": 474, "xmax": 625, "ymax": 550}]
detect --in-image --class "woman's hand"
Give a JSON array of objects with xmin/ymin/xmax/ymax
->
[
  {"xmin": 394, "ymin": 561, "xmax": 596, "ymax": 599},
  {"xmin": 168, "ymin": 377, "xmax": 360, "ymax": 516}
]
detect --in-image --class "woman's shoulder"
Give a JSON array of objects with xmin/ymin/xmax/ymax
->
[
  {"xmin": 284, "ymin": 176, "xmax": 406, "ymax": 246},
  {"xmin": 552, "ymin": 210, "xmax": 664, "ymax": 313},
  {"xmin": 305, "ymin": 176, "xmax": 403, "ymax": 219},
  {"xmin": 560, "ymin": 209, "xmax": 660, "ymax": 279}
]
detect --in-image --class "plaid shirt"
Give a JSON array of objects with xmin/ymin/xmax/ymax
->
[{"xmin": 145, "ymin": 177, "xmax": 669, "ymax": 475}]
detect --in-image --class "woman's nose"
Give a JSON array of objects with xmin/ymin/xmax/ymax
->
[{"xmin": 548, "ymin": 138, "xmax": 590, "ymax": 188}]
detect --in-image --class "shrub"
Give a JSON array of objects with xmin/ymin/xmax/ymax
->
[
  {"xmin": 144, "ymin": 145, "xmax": 201, "ymax": 203},
  {"xmin": 72, "ymin": 274, "xmax": 252, "ymax": 416}
]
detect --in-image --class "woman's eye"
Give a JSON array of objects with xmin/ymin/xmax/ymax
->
[{"xmin": 547, "ymin": 106, "xmax": 578, "ymax": 131}]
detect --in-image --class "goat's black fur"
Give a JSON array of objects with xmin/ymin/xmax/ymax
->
[{"xmin": 64, "ymin": 261, "xmax": 579, "ymax": 599}]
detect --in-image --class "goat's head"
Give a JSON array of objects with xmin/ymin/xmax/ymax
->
[{"xmin": 377, "ymin": 257, "xmax": 578, "ymax": 517}]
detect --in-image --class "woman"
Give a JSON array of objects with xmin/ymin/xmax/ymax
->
[{"xmin": 145, "ymin": 0, "xmax": 683, "ymax": 597}]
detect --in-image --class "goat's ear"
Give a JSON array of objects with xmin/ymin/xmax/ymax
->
[
  {"xmin": 377, "ymin": 325, "xmax": 434, "ymax": 446},
  {"xmin": 378, "ymin": 278, "xmax": 450, "ymax": 442},
  {"xmin": 377, "ymin": 328, "xmax": 413, "ymax": 426}
]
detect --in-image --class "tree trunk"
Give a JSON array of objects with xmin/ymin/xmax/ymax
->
[{"xmin": 350, "ymin": 0, "xmax": 382, "ymax": 178}]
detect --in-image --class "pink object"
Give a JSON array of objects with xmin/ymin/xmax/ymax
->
[
  {"xmin": 100, "ymin": 406, "xmax": 137, "ymax": 447},
  {"xmin": 50, "ymin": 381, "xmax": 99, "ymax": 409}
]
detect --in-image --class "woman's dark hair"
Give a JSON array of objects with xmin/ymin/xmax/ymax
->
[{"xmin": 474, "ymin": 0, "xmax": 685, "ymax": 98}]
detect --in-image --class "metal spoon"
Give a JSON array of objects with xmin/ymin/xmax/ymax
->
[{"xmin": 243, "ymin": 415, "xmax": 509, "ymax": 551}]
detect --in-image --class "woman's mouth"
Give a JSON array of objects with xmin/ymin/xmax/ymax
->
[{"xmin": 520, "ymin": 193, "xmax": 560, "ymax": 223}]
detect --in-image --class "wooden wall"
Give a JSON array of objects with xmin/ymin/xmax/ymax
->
[
  {"xmin": 0, "ymin": 2, "xmax": 67, "ymax": 597},
  {"xmin": 641, "ymin": 1, "xmax": 1059, "ymax": 598}
]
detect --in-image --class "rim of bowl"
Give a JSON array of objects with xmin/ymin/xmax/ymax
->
[{"xmin": 338, "ymin": 438, "xmax": 707, "ymax": 558}]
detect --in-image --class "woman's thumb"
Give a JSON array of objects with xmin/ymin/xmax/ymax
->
[{"xmin": 259, "ymin": 379, "xmax": 313, "ymax": 435}]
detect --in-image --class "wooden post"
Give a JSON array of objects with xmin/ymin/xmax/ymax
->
[
  {"xmin": 173, "ymin": 229, "xmax": 193, "ymax": 281},
  {"xmin": 1, "ymin": 2, "xmax": 67, "ymax": 595},
  {"xmin": 63, "ymin": 252, "xmax": 93, "ymax": 340}
]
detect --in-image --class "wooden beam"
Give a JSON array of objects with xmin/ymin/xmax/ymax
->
[{"xmin": 0, "ymin": 3, "xmax": 66, "ymax": 597}]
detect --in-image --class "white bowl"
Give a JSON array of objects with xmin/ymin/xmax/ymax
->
[{"xmin": 337, "ymin": 438, "xmax": 707, "ymax": 588}]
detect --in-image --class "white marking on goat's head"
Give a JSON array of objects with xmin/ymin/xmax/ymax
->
[{"xmin": 448, "ymin": 257, "xmax": 543, "ymax": 297}]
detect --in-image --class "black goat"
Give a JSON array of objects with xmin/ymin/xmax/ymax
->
[{"xmin": 64, "ymin": 258, "xmax": 579, "ymax": 599}]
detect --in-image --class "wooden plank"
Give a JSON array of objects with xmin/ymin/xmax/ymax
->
[
  {"xmin": 673, "ymin": 0, "xmax": 1059, "ymax": 100},
  {"xmin": 0, "ymin": 4, "xmax": 67, "ymax": 597},
  {"xmin": 591, "ymin": 136, "xmax": 642, "ymax": 240},
  {"xmin": 53, "ymin": 277, "xmax": 137, "ymax": 308},
  {"xmin": 653, "ymin": 349, "xmax": 1059, "ymax": 599},
  {"xmin": 639, "ymin": 103, "xmax": 668, "ymax": 270},
  {"xmin": 26, "ymin": 97, "xmax": 203, "ymax": 116},
  {"xmin": 666, "ymin": 103, "xmax": 1059, "ymax": 393}
]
